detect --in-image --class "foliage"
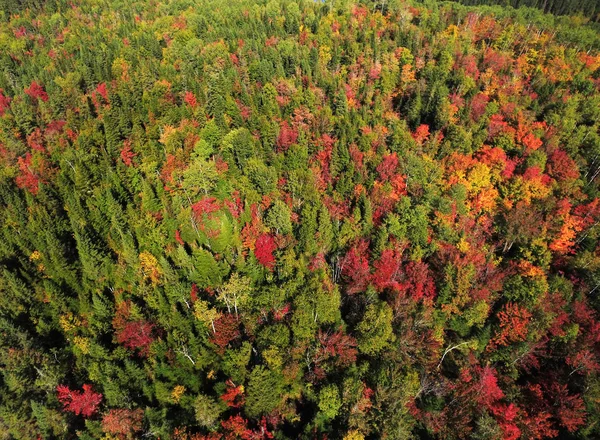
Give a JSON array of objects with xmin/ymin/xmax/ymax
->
[{"xmin": 0, "ymin": 0, "xmax": 600, "ymax": 438}]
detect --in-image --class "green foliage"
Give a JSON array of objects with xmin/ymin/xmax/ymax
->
[{"xmin": 0, "ymin": 0, "xmax": 599, "ymax": 438}]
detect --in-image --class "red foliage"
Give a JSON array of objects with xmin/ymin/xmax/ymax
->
[
  {"xmin": 160, "ymin": 154, "xmax": 186, "ymax": 187},
  {"xmin": 547, "ymin": 149, "xmax": 579, "ymax": 181},
  {"xmin": 376, "ymin": 152, "xmax": 399, "ymax": 182},
  {"xmin": 273, "ymin": 303, "xmax": 291, "ymax": 321},
  {"xmin": 477, "ymin": 366, "xmax": 504, "ymax": 408},
  {"xmin": 184, "ymin": 91, "xmax": 197, "ymax": 108},
  {"xmin": 209, "ymin": 313, "xmax": 240, "ymax": 353},
  {"xmin": 254, "ymin": 233, "xmax": 277, "ymax": 269},
  {"xmin": 175, "ymin": 229, "xmax": 184, "ymax": 245},
  {"xmin": 548, "ymin": 383, "xmax": 586, "ymax": 432},
  {"xmin": 221, "ymin": 415, "xmax": 274, "ymax": 440},
  {"xmin": 276, "ymin": 120, "xmax": 298, "ymax": 151},
  {"xmin": 0, "ymin": 89, "xmax": 11, "ymax": 115},
  {"xmin": 45, "ymin": 119, "xmax": 66, "ymax": 137},
  {"xmin": 13, "ymin": 26, "xmax": 27, "ymax": 38},
  {"xmin": 491, "ymin": 302, "xmax": 531, "ymax": 348},
  {"xmin": 483, "ymin": 47, "xmax": 510, "ymax": 72},
  {"xmin": 404, "ymin": 261, "xmax": 436, "ymax": 300},
  {"xmin": 412, "ymin": 124, "xmax": 430, "ymax": 145},
  {"xmin": 120, "ymin": 140, "xmax": 137, "ymax": 166},
  {"xmin": 457, "ymin": 54, "xmax": 480, "ymax": 80},
  {"xmin": 190, "ymin": 283, "xmax": 198, "ymax": 302},
  {"xmin": 470, "ymin": 93, "xmax": 490, "ymax": 122},
  {"xmin": 488, "ymin": 114, "xmax": 515, "ymax": 140},
  {"xmin": 224, "ymin": 191, "xmax": 243, "ymax": 218},
  {"xmin": 222, "ymin": 415, "xmax": 250, "ymax": 439},
  {"xmin": 57, "ymin": 384, "xmax": 103, "ymax": 417},
  {"xmin": 15, "ymin": 153, "xmax": 42, "ymax": 195},
  {"xmin": 265, "ymin": 36, "xmax": 279, "ymax": 47},
  {"xmin": 521, "ymin": 132, "xmax": 543, "ymax": 151},
  {"xmin": 101, "ymin": 408, "xmax": 144, "ymax": 436},
  {"xmin": 368, "ymin": 63, "xmax": 382, "ymax": 81},
  {"xmin": 316, "ymin": 329, "xmax": 358, "ymax": 367},
  {"xmin": 27, "ymin": 128, "xmax": 45, "ymax": 152},
  {"xmin": 341, "ymin": 241, "xmax": 371, "ymax": 295},
  {"xmin": 96, "ymin": 82, "xmax": 108, "ymax": 101},
  {"xmin": 371, "ymin": 248, "xmax": 403, "ymax": 293},
  {"xmin": 520, "ymin": 410, "xmax": 557, "ymax": 440},
  {"xmin": 192, "ymin": 197, "xmax": 221, "ymax": 220},
  {"xmin": 116, "ymin": 320, "xmax": 155, "ymax": 356},
  {"xmin": 236, "ymin": 100, "xmax": 251, "ymax": 120},
  {"xmin": 25, "ymin": 81, "xmax": 48, "ymax": 102},
  {"xmin": 491, "ymin": 403, "xmax": 521, "ymax": 440},
  {"xmin": 220, "ymin": 379, "xmax": 245, "ymax": 408},
  {"xmin": 113, "ymin": 301, "xmax": 155, "ymax": 356}
]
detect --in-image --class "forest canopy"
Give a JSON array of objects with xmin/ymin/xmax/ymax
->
[{"xmin": 1, "ymin": 0, "xmax": 600, "ymax": 439}]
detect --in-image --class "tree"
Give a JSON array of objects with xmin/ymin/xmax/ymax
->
[
  {"xmin": 245, "ymin": 366, "xmax": 283, "ymax": 418},
  {"xmin": 265, "ymin": 200, "xmax": 293, "ymax": 235},
  {"xmin": 217, "ymin": 273, "xmax": 252, "ymax": 315},
  {"xmin": 254, "ymin": 234, "xmax": 277, "ymax": 270},
  {"xmin": 341, "ymin": 241, "xmax": 371, "ymax": 295},
  {"xmin": 194, "ymin": 394, "xmax": 223, "ymax": 428},
  {"xmin": 56, "ymin": 384, "xmax": 103, "ymax": 417},
  {"xmin": 101, "ymin": 408, "xmax": 144, "ymax": 437},
  {"xmin": 318, "ymin": 384, "xmax": 342, "ymax": 421},
  {"xmin": 356, "ymin": 302, "xmax": 394, "ymax": 355},
  {"xmin": 25, "ymin": 81, "xmax": 48, "ymax": 102}
]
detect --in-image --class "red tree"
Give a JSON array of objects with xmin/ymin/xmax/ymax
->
[
  {"xmin": 175, "ymin": 229, "xmax": 185, "ymax": 246},
  {"xmin": 120, "ymin": 140, "xmax": 137, "ymax": 166},
  {"xmin": 0, "ymin": 89, "xmax": 11, "ymax": 115},
  {"xmin": 113, "ymin": 301, "xmax": 155, "ymax": 356},
  {"xmin": 371, "ymin": 248, "xmax": 403, "ymax": 293},
  {"xmin": 116, "ymin": 320, "xmax": 155, "ymax": 356},
  {"xmin": 57, "ymin": 384, "xmax": 103, "ymax": 417},
  {"xmin": 220, "ymin": 379, "xmax": 245, "ymax": 408},
  {"xmin": 192, "ymin": 197, "xmax": 221, "ymax": 220},
  {"xmin": 96, "ymin": 82, "xmax": 109, "ymax": 101},
  {"xmin": 341, "ymin": 241, "xmax": 371, "ymax": 295},
  {"xmin": 210, "ymin": 313, "xmax": 240, "ymax": 354},
  {"xmin": 316, "ymin": 328, "xmax": 358, "ymax": 368},
  {"xmin": 412, "ymin": 124, "xmax": 430, "ymax": 145},
  {"xmin": 184, "ymin": 91, "xmax": 197, "ymax": 108},
  {"xmin": 276, "ymin": 120, "xmax": 298, "ymax": 151},
  {"xmin": 376, "ymin": 153, "xmax": 399, "ymax": 182},
  {"xmin": 254, "ymin": 233, "xmax": 277, "ymax": 269},
  {"xmin": 547, "ymin": 149, "xmax": 579, "ymax": 181},
  {"xmin": 404, "ymin": 261, "xmax": 436, "ymax": 300},
  {"xmin": 25, "ymin": 81, "xmax": 48, "ymax": 102},
  {"xmin": 101, "ymin": 408, "xmax": 144, "ymax": 436},
  {"xmin": 15, "ymin": 153, "xmax": 42, "ymax": 195},
  {"xmin": 490, "ymin": 302, "xmax": 531, "ymax": 348}
]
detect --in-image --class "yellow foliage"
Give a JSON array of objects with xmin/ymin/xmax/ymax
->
[
  {"xmin": 319, "ymin": 45, "xmax": 332, "ymax": 66},
  {"xmin": 29, "ymin": 250, "xmax": 42, "ymax": 261},
  {"xmin": 171, "ymin": 385, "xmax": 186, "ymax": 403},
  {"xmin": 263, "ymin": 346, "xmax": 283, "ymax": 370},
  {"xmin": 343, "ymin": 431, "xmax": 365, "ymax": 440},
  {"xmin": 471, "ymin": 187, "xmax": 499, "ymax": 213},
  {"xmin": 73, "ymin": 336, "xmax": 90, "ymax": 354},
  {"xmin": 59, "ymin": 313, "xmax": 82, "ymax": 333},
  {"xmin": 518, "ymin": 260, "xmax": 545, "ymax": 278},
  {"xmin": 467, "ymin": 163, "xmax": 492, "ymax": 193},
  {"xmin": 400, "ymin": 63, "xmax": 416, "ymax": 84},
  {"xmin": 444, "ymin": 24, "xmax": 459, "ymax": 38},
  {"xmin": 139, "ymin": 251, "xmax": 162, "ymax": 285},
  {"xmin": 457, "ymin": 237, "xmax": 470, "ymax": 254},
  {"xmin": 193, "ymin": 300, "xmax": 221, "ymax": 329}
]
